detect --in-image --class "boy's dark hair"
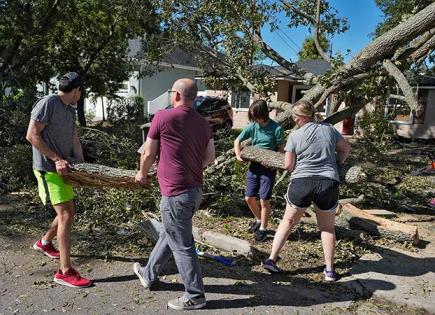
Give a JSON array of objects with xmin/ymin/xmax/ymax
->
[
  {"xmin": 59, "ymin": 72, "xmax": 81, "ymax": 92},
  {"xmin": 248, "ymin": 100, "xmax": 269, "ymax": 122}
]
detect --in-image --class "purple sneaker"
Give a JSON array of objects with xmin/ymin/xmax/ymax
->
[
  {"xmin": 263, "ymin": 259, "xmax": 280, "ymax": 273},
  {"xmin": 323, "ymin": 268, "xmax": 337, "ymax": 282}
]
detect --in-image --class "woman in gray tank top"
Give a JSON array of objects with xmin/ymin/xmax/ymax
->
[{"xmin": 263, "ymin": 100, "xmax": 351, "ymax": 281}]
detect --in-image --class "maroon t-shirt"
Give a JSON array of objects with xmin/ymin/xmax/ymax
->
[{"xmin": 148, "ymin": 105, "xmax": 212, "ymax": 196}]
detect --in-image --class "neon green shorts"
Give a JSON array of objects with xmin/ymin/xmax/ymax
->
[{"xmin": 33, "ymin": 170, "xmax": 74, "ymax": 206}]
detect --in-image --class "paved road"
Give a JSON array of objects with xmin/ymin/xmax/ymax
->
[{"xmin": 1, "ymin": 195, "xmax": 433, "ymax": 314}]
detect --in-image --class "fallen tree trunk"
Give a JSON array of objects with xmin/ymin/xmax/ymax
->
[
  {"xmin": 339, "ymin": 203, "xmax": 419, "ymax": 245},
  {"xmin": 240, "ymin": 146, "xmax": 367, "ymax": 183},
  {"xmin": 63, "ymin": 162, "xmax": 153, "ymax": 189}
]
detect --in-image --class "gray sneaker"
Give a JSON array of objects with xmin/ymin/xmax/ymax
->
[
  {"xmin": 133, "ymin": 262, "xmax": 152, "ymax": 289},
  {"xmin": 167, "ymin": 295, "xmax": 207, "ymax": 310}
]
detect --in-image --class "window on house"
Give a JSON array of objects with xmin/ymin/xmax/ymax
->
[
  {"xmin": 231, "ymin": 91, "xmax": 251, "ymax": 109},
  {"xmin": 118, "ymin": 82, "xmax": 129, "ymax": 93}
]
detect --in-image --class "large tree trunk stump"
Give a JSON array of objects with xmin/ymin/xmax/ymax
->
[{"xmin": 339, "ymin": 203, "xmax": 419, "ymax": 245}]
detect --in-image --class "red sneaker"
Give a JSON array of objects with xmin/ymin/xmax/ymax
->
[
  {"xmin": 54, "ymin": 268, "xmax": 92, "ymax": 288},
  {"xmin": 32, "ymin": 240, "xmax": 60, "ymax": 259}
]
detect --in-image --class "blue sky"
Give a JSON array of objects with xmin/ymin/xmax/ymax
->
[{"xmin": 262, "ymin": 0, "xmax": 384, "ymax": 64}]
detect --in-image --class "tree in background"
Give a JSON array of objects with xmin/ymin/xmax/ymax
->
[
  {"xmin": 0, "ymin": 0, "xmax": 161, "ymax": 126},
  {"xmin": 374, "ymin": 0, "xmax": 433, "ymax": 37},
  {"xmin": 298, "ymin": 34, "xmax": 330, "ymax": 60},
  {"xmin": 159, "ymin": 0, "xmax": 347, "ymax": 95},
  {"xmin": 158, "ymin": 0, "xmax": 434, "ymax": 130}
]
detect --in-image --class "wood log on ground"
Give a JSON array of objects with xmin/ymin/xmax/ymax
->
[
  {"xmin": 240, "ymin": 146, "xmax": 367, "ymax": 183},
  {"xmin": 63, "ymin": 162, "xmax": 150, "ymax": 189},
  {"xmin": 138, "ymin": 218, "xmax": 162, "ymax": 243},
  {"xmin": 339, "ymin": 203, "xmax": 419, "ymax": 245}
]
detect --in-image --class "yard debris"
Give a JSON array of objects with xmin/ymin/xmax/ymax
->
[
  {"xmin": 139, "ymin": 212, "xmax": 255, "ymax": 258},
  {"xmin": 339, "ymin": 203, "xmax": 419, "ymax": 245},
  {"xmin": 363, "ymin": 209, "xmax": 396, "ymax": 218}
]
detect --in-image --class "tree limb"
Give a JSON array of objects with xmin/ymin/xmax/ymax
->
[
  {"xmin": 389, "ymin": 94, "xmax": 406, "ymax": 101},
  {"xmin": 341, "ymin": 3, "xmax": 435, "ymax": 78},
  {"xmin": 323, "ymin": 101, "xmax": 366, "ymax": 125},
  {"xmin": 409, "ymin": 34, "xmax": 435, "ymax": 62},
  {"xmin": 394, "ymin": 28, "xmax": 435, "ymax": 61},
  {"xmin": 383, "ymin": 59, "xmax": 420, "ymax": 112},
  {"xmin": 252, "ymin": 30, "xmax": 304, "ymax": 76},
  {"xmin": 279, "ymin": 0, "xmax": 315, "ymax": 24},
  {"xmin": 314, "ymin": 0, "xmax": 331, "ymax": 62},
  {"xmin": 197, "ymin": 45, "xmax": 257, "ymax": 92},
  {"xmin": 268, "ymin": 101, "xmax": 292, "ymax": 111},
  {"xmin": 313, "ymin": 73, "xmax": 371, "ymax": 109}
]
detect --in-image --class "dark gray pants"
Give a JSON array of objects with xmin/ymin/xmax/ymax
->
[{"xmin": 141, "ymin": 187, "xmax": 204, "ymax": 299}]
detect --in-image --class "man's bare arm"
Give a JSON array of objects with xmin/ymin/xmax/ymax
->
[
  {"xmin": 203, "ymin": 138, "xmax": 215, "ymax": 168},
  {"xmin": 135, "ymin": 137, "xmax": 159, "ymax": 186},
  {"xmin": 72, "ymin": 128, "xmax": 84, "ymax": 162}
]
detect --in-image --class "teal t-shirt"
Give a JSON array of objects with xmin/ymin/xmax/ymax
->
[{"xmin": 237, "ymin": 119, "xmax": 284, "ymax": 151}]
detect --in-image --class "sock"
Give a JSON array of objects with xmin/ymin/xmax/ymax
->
[
  {"xmin": 41, "ymin": 239, "xmax": 50, "ymax": 246},
  {"xmin": 259, "ymin": 227, "xmax": 266, "ymax": 231},
  {"xmin": 256, "ymin": 219, "xmax": 261, "ymax": 223}
]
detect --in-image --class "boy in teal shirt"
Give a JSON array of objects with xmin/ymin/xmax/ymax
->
[{"xmin": 234, "ymin": 100, "xmax": 284, "ymax": 241}]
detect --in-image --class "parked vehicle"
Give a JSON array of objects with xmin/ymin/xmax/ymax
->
[
  {"xmin": 149, "ymin": 96, "xmax": 233, "ymax": 131},
  {"xmin": 193, "ymin": 96, "xmax": 233, "ymax": 130}
]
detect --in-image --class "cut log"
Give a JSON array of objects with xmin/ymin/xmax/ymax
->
[
  {"xmin": 340, "ymin": 203, "xmax": 419, "ymax": 245},
  {"xmin": 62, "ymin": 162, "xmax": 152, "ymax": 189},
  {"xmin": 240, "ymin": 146, "xmax": 367, "ymax": 183},
  {"xmin": 240, "ymin": 146, "xmax": 284, "ymax": 169},
  {"xmin": 139, "ymin": 212, "xmax": 255, "ymax": 257}
]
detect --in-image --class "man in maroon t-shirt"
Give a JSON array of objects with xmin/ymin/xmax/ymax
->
[{"xmin": 133, "ymin": 79, "xmax": 215, "ymax": 310}]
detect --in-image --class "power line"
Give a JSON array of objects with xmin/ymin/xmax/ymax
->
[
  {"xmin": 275, "ymin": 29, "xmax": 300, "ymax": 55},
  {"xmin": 279, "ymin": 28, "xmax": 302, "ymax": 51}
]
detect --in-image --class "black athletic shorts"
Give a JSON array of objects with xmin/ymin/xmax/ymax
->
[{"xmin": 285, "ymin": 176, "xmax": 339, "ymax": 211}]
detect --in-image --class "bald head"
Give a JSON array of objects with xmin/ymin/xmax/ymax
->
[{"xmin": 172, "ymin": 78, "xmax": 198, "ymax": 102}]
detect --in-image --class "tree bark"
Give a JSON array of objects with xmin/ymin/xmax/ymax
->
[
  {"xmin": 409, "ymin": 34, "xmax": 435, "ymax": 62},
  {"xmin": 285, "ymin": 3, "xmax": 435, "ymax": 116},
  {"xmin": 62, "ymin": 162, "xmax": 155, "ymax": 189},
  {"xmin": 382, "ymin": 59, "xmax": 420, "ymax": 112},
  {"xmin": 240, "ymin": 146, "xmax": 284, "ymax": 169}
]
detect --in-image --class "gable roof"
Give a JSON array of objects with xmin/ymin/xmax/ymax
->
[
  {"xmin": 255, "ymin": 59, "xmax": 331, "ymax": 80},
  {"xmin": 128, "ymin": 38, "xmax": 200, "ymax": 69},
  {"xmin": 419, "ymin": 75, "xmax": 435, "ymax": 87},
  {"xmin": 295, "ymin": 59, "xmax": 331, "ymax": 76}
]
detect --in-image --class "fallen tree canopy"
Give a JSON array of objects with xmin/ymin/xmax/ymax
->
[{"xmin": 240, "ymin": 146, "xmax": 367, "ymax": 184}]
